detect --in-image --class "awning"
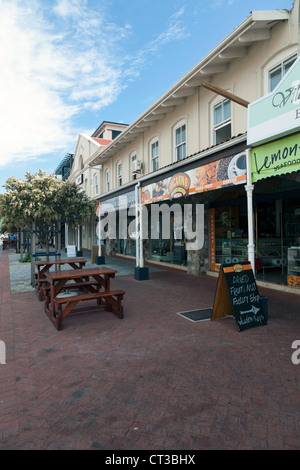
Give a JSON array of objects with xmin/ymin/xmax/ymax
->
[{"xmin": 251, "ymin": 133, "xmax": 300, "ymax": 182}]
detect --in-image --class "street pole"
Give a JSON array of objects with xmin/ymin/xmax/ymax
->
[{"xmin": 245, "ymin": 149, "xmax": 255, "ymax": 275}]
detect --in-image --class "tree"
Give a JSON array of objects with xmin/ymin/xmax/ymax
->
[{"xmin": 0, "ymin": 169, "xmax": 96, "ymax": 250}]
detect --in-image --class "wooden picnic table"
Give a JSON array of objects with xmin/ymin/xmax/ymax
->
[
  {"xmin": 43, "ymin": 267, "xmax": 125, "ymax": 330},
  {"xmin": 35, "ymin": 258, "xmax": 87, "ymax": 300}
]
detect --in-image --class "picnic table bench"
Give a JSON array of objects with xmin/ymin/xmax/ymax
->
[
  {"xmin": 44, "ymin": 267, "xmax": 125, "ymax": 330},
  {"xmin": 35, "ymin": 258, "xmax": 87, "ymax": 300}
]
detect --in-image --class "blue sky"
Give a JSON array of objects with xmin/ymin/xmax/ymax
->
[{"xmin": 0, "ymin": 0, "xmax": 295, "ymax": 193}]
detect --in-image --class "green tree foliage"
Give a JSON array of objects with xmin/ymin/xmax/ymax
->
[{"xmin": 0, "ymin": 170, "xmax": 96, "ymax": 239}]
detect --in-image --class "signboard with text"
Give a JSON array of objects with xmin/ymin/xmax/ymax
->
[
  {"xmin": 212, "ymin": 262, "xmax": 267, "ymax": 331},
  {"xmin": 251, "ymin": 133, "xmax": 300, "ymax": 182},
  {"xmin": 248, "ymin": 56, "xmax": 300, "ymax": 146}
]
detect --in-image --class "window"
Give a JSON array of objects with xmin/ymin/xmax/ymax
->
[
  {"xmin": 174, "ymin": 122, "xmax": 186, "ymax": 161},
  {"xmin": 117, "ymin": 162, "xmax": 122, "ymax": 187},
  {"xmin": 112, "ymin": 130, "xmax": 122, "ymax": 139},
  {"xmin": 213, "ymin": 99, "xmax": 231, "ymax": 145},
  {"xmin": 151, "ymin": 140, "xmax": 159, "ymax": 171},
  {"xmin": 94, "ymin": 173, "xmax": 98, "ymax": 195},
  {"xmin": 106, "ymin": 169, "xmax": 110, "ymax": 192},
  {"xmin": 269, "ymin": 55, "xmax": 297, "ymax": 91},
  {"xmin": 130, "ymin": 152, "xmax": 137, "ymax": 180}
]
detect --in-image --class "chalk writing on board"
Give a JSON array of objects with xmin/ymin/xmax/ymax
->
[{"xmin": 212, "ymin": 262, "xmax": 267, "ymax": 331}]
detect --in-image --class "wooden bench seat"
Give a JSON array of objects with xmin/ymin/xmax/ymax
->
[
  {"xmin": 40, "ymin": 280, "xmax": 98, "ymax": 301},
  {"xmin": 51, "ymin": 289, "xmax": 125, "ymax": 330}
]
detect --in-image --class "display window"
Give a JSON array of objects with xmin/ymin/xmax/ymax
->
[
  {"xmin": 147, "ymin": 200, "xmax": 187, "ymax": 266},
  {"xmin": 213, "ymin": 203, "xmax": 248, "ymax": 267},
  {"xmin": 210, "ymin": 173, "xmax": 300, "ymax": 287}
]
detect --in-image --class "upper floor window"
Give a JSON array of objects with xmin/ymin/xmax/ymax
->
[
  {"xmin": 174, "ymin": 122, "xmax": 186, "ymax": 161},
  {"xmin": 94, "ymin": 173, "xmax": 99, "ymax": 195},
  {"xmin": 213, "ymin": 98, "xmax": 231, "ymax": 145},
  {"xmin": 130, "ymin": 152, "xmax": 137, "ymax": 180},
  {"xmin": 105, "ymin": 169, "xmax": 110, "ymax": 192},
  {"xmin": 112, "ymin": 130, "xmax": 122, "ymax": 139},
  {"xmin": 150, "ymin": 139, "xmax": 159, "ymax": 172},
  {"xmin": 117, "ymin": 162, "xmax": 122, "ymax": 187},
  {"xmin": 269, "ymin": 55, "xmax": 297, "ymax": 91}
]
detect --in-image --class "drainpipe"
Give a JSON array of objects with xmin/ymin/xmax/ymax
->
[
  {"xmin": 245, "ymin": 148, "xmax": 255, "ymax": 274},
  {"xmin": 135, "ymin": 182, "xmax": 140, "ymax": 267}
]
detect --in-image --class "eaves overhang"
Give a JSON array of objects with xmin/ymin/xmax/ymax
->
[{"xmin": 90, "ymin": 9, "xmax": 289, "ymax": 167}]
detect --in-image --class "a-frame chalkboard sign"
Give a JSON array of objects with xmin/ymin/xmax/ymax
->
[{"xmin": 212, "ymin": 261, "xmax": 267, "ymax": 331}]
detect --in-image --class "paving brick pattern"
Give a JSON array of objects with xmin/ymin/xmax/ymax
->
[{"xmin": 0, "ymin": 248, "xmax": 300, "ymax": 450}]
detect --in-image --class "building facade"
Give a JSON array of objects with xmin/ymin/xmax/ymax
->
[{"xmin": 61, "ymin": 1, "xmax": 300, "ymax": 290}]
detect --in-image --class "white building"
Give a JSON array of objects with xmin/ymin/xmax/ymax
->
[{"xmin": 63, "ymin": 1, "xmax": 300, "ymax": 289}]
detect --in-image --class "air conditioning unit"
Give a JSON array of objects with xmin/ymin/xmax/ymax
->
[{"xmin": 132, "ymin": 160, "xmax": 143, "ymax": 173}]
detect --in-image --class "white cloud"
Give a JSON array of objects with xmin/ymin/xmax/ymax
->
[
  {"xmin": 0, "ymin": 0, "xmax": 127, "ymax": 168},
  {"xmin": 0, "ymin": 0, "xmax": 190, "ymax": 169},
  {"xmin": 123, "ymin": 7, "xmax": 189, "ymax": 76}
]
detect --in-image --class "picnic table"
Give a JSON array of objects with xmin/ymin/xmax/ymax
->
[
  {"xmin": 35, "ymin": 258, "xmax": 87, "ymax": 300},
  {"xmin": 43, "ymin": 267, "xmax": 125, "ymax": 330},
  {"xmin": 2, "ymin": 238, "xmax": 17, "ymax": 250}
]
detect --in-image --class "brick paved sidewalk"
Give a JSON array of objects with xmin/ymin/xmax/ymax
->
[{"xmin": 0, "ymin": 248, "xmax": 299, "ymax": 450}]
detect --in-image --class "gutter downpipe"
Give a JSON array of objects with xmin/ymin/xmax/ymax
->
[
  {"xmin": 245, "ymin": 148, "xmax": 255, "ymax": 275},
  {"xmin": 135, "ymin": 182, "xmax": 140, "ymax": 267}
]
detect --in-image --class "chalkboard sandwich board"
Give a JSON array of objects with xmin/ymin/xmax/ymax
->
[{"xmin": 212, "ymin": 261, "xmax": 267, "ymax": 331}]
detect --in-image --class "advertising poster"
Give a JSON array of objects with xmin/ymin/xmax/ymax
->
[{"xmin": 141, "ymin": 152, "xmax": 247, "ymax": 204}]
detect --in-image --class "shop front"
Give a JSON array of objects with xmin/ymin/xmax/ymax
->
[
  {"xmin": 141, "ymin": 146, "xmax": 248, "ymax": 272},
  {"xmin": 247, "ymin": 56, "xmax": 300, "ymax": 289},
  {"xmin": 250, "ymin": 135, "xmax": 300, "ymax": 286},
  {"xmin": 98, "ymin": 189, "xmax": 136, "ymax": 258}
]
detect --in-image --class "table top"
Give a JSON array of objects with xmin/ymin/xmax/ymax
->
[
  {"xmin": 45, "ymin": 266, "xmax": 117, "ymax": 281},
  {"xmin": 35, "ymin": 258, "xmax": 87, "ymax": 266}
]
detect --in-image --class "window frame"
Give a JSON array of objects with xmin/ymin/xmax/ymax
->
[
  {"xmin": 263, "ymin": 48, "xmax": 297, "ymax": 94},
  {"xmin": 117, "ymin": 161, "xmax": 122, "ymax": 187},
  {"xmin": 212, "ymin": 98, "xmax": 231, "ymax": 145},
  {"xmin": 130, "ymin": 151, "xmax": 137, "ymax": 180},
  {"xmin": 173, "ymin": 120, "xmax": 187, "ymax": 162},
  {"xmin": 268, "ymin": 54, "xmax": 297, "ymax": 92},
  {"xmin": 105, "ymin": 169, "xmax": 110, "ymax": 192},
  {"xmin": 150, "ymin": 137, "xmax": 159, "ymax": 172}
]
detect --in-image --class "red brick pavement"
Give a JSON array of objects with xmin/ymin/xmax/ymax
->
[{"xmin": 0, "ymin": 249, "xmax": 300, "ymax": 450}]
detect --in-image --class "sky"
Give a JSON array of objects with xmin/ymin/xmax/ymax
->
[{"xmin": 0, "ymin": 0, "xmax": 295, "ymax": 193}]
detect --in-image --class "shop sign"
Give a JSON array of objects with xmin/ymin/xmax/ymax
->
[
  {"xmin": 251, "ymin": 133, "xmax": 300, "ymax": 182},
  {"xmin": 212, "ymin": 261, "xmax": 267, "ymax": 332},
  {"xmin": 168, "ymin": 173, "xmax": 190, "ymax": 199},
  {"xmin": 248, "ymin": 56, "xmax": 300, "ymax": 147},
  {"xmin": 66, "ymin": 245, "xmax": 77, "ymax": 258},
  {"xmin": 141, "ymin": 152, "xmax": 247, "ymax": 204}
]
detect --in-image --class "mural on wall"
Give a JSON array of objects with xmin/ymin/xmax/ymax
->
[{"xmin": 141, "ymin": 152, "xmax": 247, "ymax": 204}]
